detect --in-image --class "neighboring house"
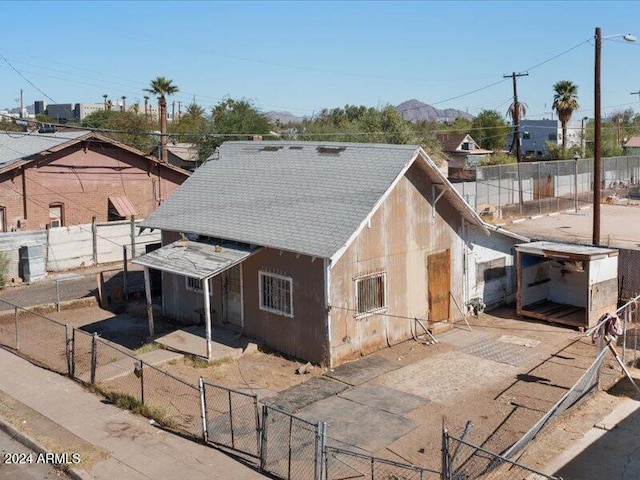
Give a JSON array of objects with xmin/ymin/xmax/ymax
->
[
  {"xmin": 437, "ymin": 133, "xmax": 493, "ymax": 181},
  {"xmin": 136, "ymin": 141, "xmax": 522, "ymax": 367},
  {"xmin": 167, "ymin": 143, "xmax": 200, "ymax": 171},
  {"xmin": 509, "ymin": 119, "xmax": 581, "ymax": 159},
  {"xmin": 623, "ymin": 136, "xmax": 640, "ymax": 155},
  {"xmin": 0, "ymin": 130, "xmax": 190, "ymax": 232}
]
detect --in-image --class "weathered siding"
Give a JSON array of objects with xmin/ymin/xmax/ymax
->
[
  {"xmin": 242, "ymin": 249, "xmax": 327, "ymax": 364},
  {"xmin": 0, "ymin": 143, "xmax": 187, "ymax": 232},
  {"xmin": 159, "ymin": 233, "xmax": 328, "ymax": 364},
  {"xmin": 329, "ymin": 160, "xmax": 465, "ymax": 364},
  {"xmin": 464, "ymin": 224, "xmax": 520, "ymax": 309}
]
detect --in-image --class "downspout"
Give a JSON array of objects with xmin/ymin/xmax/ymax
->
[
  {"xmin": 21, "ymin": 166, "xmax": 27, "ymax": 220},
  {"xmin": 324, "ymin": 258, "xmax": 332, "ymax": 368},
  {"xmin": 157, "ymin": 162, "xmax": 163, "ymax": 205}
]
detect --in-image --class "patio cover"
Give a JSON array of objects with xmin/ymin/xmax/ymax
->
[
  {"xmin": 108, "ymin": 195, "xmax": 139, "ymax": 217},
  {"xmin": 132, "ymin": 240, "xmax": 259, "ymax": 279}
]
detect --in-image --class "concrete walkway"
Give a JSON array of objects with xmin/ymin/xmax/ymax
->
[
  {"xmin": 545, "ymin": 396, "xmax": 640, "ymax": 479},
  {"xmin": 0, "ymin": 348, "xmax": 266, "ymax": 480}
]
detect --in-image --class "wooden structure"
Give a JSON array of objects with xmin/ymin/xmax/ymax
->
[{"xmin": 515, "ymin": 242, "xmax": 618, "ymax": 329}]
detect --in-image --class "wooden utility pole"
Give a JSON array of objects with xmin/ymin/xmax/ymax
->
[
  {"xmin": 504, "ymin": 71, "xmax": 529, "ymax": 212},
  {"xmin": 594, "ymin": 27, "xmax": 602, "ymax": 246},
  {"xmin": 19, "ymin": 89, "xmax": 23, "ymax": 119}
]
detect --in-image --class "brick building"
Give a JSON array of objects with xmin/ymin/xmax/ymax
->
[{"xmin": 0, "ymin": 131, "xmax": 190, "ymax": 231}]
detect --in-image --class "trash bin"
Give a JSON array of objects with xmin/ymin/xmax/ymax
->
[{"xmin": 19, "ymin": 245, "xmax": 45, "ymax": 283}]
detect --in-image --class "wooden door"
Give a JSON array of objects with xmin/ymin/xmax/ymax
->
[
  {"xmin": 223, "ymin": 265, "xmax": 243, "ymax": 328},
  {"xmin": 428, "ymin": 249, "xmax": 450, "ymax": 323}
]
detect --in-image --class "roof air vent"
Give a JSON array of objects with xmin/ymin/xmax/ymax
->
[
  {"xmin": 260, "ymin": 146, "xmax": 284, "ymax": 152},
  {"xmin": 317, "ymin": 146, "xmax": 346, "ymax": 154}
]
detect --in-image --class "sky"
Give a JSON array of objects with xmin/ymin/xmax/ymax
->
[{"xmin": 1, "ymin": 1, "xmax": 640, "ymax": 121}]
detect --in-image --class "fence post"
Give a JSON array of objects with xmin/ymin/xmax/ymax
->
[
  {"xmin": 139, "ymin": 361, "xmax": 145, "ymax": 405},
  {"xmin": 123, "ymin": 246, "xmax": 129, "ymax": 302},
  {"xmin": 130, "ymin": 215, "xmax": 136, "ymax": 259},
  {"xmin": 441, "ymin": 428, "xmax": 450, "ymax": 480},
  {"xmin": 198, "ymin": 377, "xmax": 208, "ymax": 444},
  {"xmin": 65, "ymin": 324, "xmax": 72, "ymax": 376},
  {"xmin": 56, "ymin": 279, "xmax": 61, "ymax": 312},
  {"xmin": 319, "ymin": 422, "xmax": 327, "ymax": 480},
  {"xmin": 228, "ymin": 390, "xmax": 235, "ymax": 449},
  {"xmin": 370, "ymin": 456, "xmax": 375, "ymax": 479},
  {"xmin": 91, "ymin": 216, "xmax": 98, "ymax": 266},
  {"xmin": 71, "ymin": 328, "xmax": 76, "ymax": 379},
  {"xmin": 260, "ymin": 405, "xmax": 268, "ymax": 471},
  {"xmin": 14, "ymin": 306, "xmax": 19, "ymax": 350},
  {"xmin": 314, "ymin": 422, "xmax": 325, "ymax": 480},
  {"xmin": 254, "ymin": 396, "xmax": 261, "ymax": 457},
  {"xmin": 90, "ymin": 333, "xmax": 98, "ymax": 384}
]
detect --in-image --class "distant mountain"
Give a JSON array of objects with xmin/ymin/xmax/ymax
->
[
  {"xmin": 265, "ymin": 111, "xmax": 305, "ymax": 125},
  {"xmin": 395, "ymin": 99, "xmax": 473, "ymax": 123}
]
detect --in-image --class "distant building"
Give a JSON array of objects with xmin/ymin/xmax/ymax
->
[
  {"xmin": 623, "ymin": 136, "xmax": 640, "ymax": 155},
  {"xmin": 36, "ymin": 101, "xmax": 162, "ymax": 123},
  {"xmin": 437, "ymin": 132, "xmax": 493, "ymax": 181},
  {"xmin": 508, "ymin": 119, "xmax": 581, "ymax": 159}
]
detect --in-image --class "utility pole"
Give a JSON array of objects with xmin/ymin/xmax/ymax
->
[
  {"xmin": 594, "ymin": 27, "xmax": 602, "ymax": 246},
  {"xmin": 19, "ymin": 89, "xmax": 23, "ymax": 119},
  {"xmin": 504, "ymin": 71, "xmax": 529, "ymax": 212},
  {"xmin": 178, "ymin": 101, "xmax": 181, "ymax": 120},
  {"xmin": 171, "ymin": 101, "xmax": 175, "ymax": 123}
]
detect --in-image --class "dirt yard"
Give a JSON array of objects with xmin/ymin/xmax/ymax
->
[{"xmin": 9, "ymin": 301, "xmax": 633, "ymax": 475}]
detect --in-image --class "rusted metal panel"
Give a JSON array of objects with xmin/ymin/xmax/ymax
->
[
  {"xmin": 330, "ymin": 161, "xmax": 464, "ymax": 365},
  {"xmin": 427, "ymin": 249, "xmax": 450, "ymax": 323}
]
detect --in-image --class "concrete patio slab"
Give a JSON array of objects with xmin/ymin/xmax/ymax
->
[
  {"xmin": 338, "ymin": 384, "xmax": 428, "ymax": 416},
  {"xmin": 374, "ymin": 350, "xmax": 517, "ymax": 404},
  {"xmin": 437, "ymin": 327, "xmax": 492, "ymax": 348},
  {"xmin": 297, "ymin": 396, "xmax": 419, "ymax": 453},
  {"xmin": 264, "ymin": 376, "xmax": 348, "ymax": 413},
  {"xmin": 460, "ymin": 337, "xmax": 539, "ymax": 366},
  {"xmin": 155, "ymin": 325, "xmax": 254, "ymax": 361},
  {"xmin": 326, "ymin": 355, "xmax": 401, "ymax": 386}
]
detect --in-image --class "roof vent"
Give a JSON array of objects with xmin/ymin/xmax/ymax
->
[
  {"xmin": 261, "ymin": 146, "xmax": 284, "ymax": 152},
  {"xmin": 289, "ymin": 146, "xmax": 304, "ymax": 150},
  {"xmin": 317, "ymin": 146, "xmax": 346, "ymax": 154}
]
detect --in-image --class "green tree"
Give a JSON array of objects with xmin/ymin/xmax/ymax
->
[
  {"xmin": 552, "ymin": 80, "xmax": 580, "ymax": 152},
  {"xmin": 194, "ymin": 98, "xmax": 272, "ymax": 161},
  {"xmin": 144, "ymin": 77, "xmax": 179, "ymax": 162},
  {"xmin": 470, "ymin": 110, "xmax": 510, "ymax": 150},
  {"xmin": 82, "ymin": 110, "xmax": 156, "ymax": 152}
]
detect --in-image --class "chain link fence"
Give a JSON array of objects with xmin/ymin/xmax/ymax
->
[
  {"xmin": 455, "ymin": 156, "xmax": 640, "ymax": 219},
  {"xmin": 202, "ymin": 380, "xmax": 261, "ymax": 457},
  {"xmin": 442, "ymin": 431, "xmax": 561, "ymax": 480},
  {"xmin": 324, "ymin": 446, "xmax": 440, "ymax": 480},
  {"xmin": 260, "ymin": 404, "xmax": 325, "ymax": 480}
]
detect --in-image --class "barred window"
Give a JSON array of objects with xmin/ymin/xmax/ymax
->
[
  {"xmin": 356, "ymin": 273, "xmax": 386, "ymax": 316},
  {"xmin": 259, "ymin": 272, "xmax": 293, "ymax": 317},
  {"xmin": 186, "ymin": 277, "xmax": 203, "ymax": 292}
]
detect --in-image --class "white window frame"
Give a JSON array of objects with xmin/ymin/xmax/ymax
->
[
  {"xmin": 258, "ymin": 271, "xmax": 293, "ymax": 318},
  {"xmin": 355, "ymin": 272, "xmax": 387, "ymax": 318}
]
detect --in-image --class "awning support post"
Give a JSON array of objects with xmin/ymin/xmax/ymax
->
[
  {"xmin": 143, "ymin": 266, "xmax": 155, "ymax": 338},
  {"xmin": 203, "ymin": 278, "xmax": 212, "ymax": 361}
]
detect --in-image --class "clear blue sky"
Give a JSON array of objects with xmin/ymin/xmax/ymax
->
[{"xmin": 1, "ymin": 1, "xmax": 639, "ymax": 120}]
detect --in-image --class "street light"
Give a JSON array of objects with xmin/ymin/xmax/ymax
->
[
  {"xmin": 593, "ymin": 28, "xmax": 636, "ymax": 246},
  {"xmin": 581, "ymin": 116, "xmax": 589, "ymax": 157},
  {"xmin": 573, "ymin": 152, "xmax": 580, "ymax": 213}
]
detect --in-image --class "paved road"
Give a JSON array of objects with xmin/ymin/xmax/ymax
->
[{"xmin": 0, "ymin": 429, "xmax": 69, "ymax": 480}]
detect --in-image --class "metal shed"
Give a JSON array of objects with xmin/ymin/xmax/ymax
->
[{"xmin": 515, "ymin": 241, "xmax": 619, "ymax": 329}]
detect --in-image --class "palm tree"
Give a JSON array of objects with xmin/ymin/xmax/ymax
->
[
  {"xmin": 185, "ymin": 103, "xmax": 205, "ymax": 118},
  {"xmin": 144, "ymin": 77, "xmax": 179, "ymax": 162},
  {"xmin": 552, "ymin": 80, "xmax": 580, "ymax": 151}
]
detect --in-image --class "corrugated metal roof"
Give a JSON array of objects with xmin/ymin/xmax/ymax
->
[
  {"xmin": 109, "ymin": 195, "xmax": 139, "ymax": 217},
  {"xmin": 140, "ymin": 141, "xmax": 485, "ymax": 259},
  {"xmin": 132, "ymin": 240, "xmax": 258, "ymax": 279},
  {"xmin": 0, "ymin": 131, "xmax": 87, "ymax": 168},
  {"xmin": 515, "ymin": 241, "xmax": 618, "ymax": 260}
]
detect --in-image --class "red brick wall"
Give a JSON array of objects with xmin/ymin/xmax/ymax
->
[{"xmin": 0, "ymin": 143, "xmax": 188, "ymax": 231}]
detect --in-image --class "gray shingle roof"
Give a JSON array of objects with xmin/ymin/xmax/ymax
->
[
  {"xmin": 140, "ymin": 141, "xmax": 446, "ymax": 258},
  {"xmin": 0, "ymin": 131, "xmax": 87, "ymax": 168}
]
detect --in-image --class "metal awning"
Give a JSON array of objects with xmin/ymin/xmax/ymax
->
[
  {"xmin": 132, "ymin": 240, "xmax": 259, "ymax": 279},
  {"xmin": 109, "ymin": 195, "xmax": 139, "ymax": 217}
]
